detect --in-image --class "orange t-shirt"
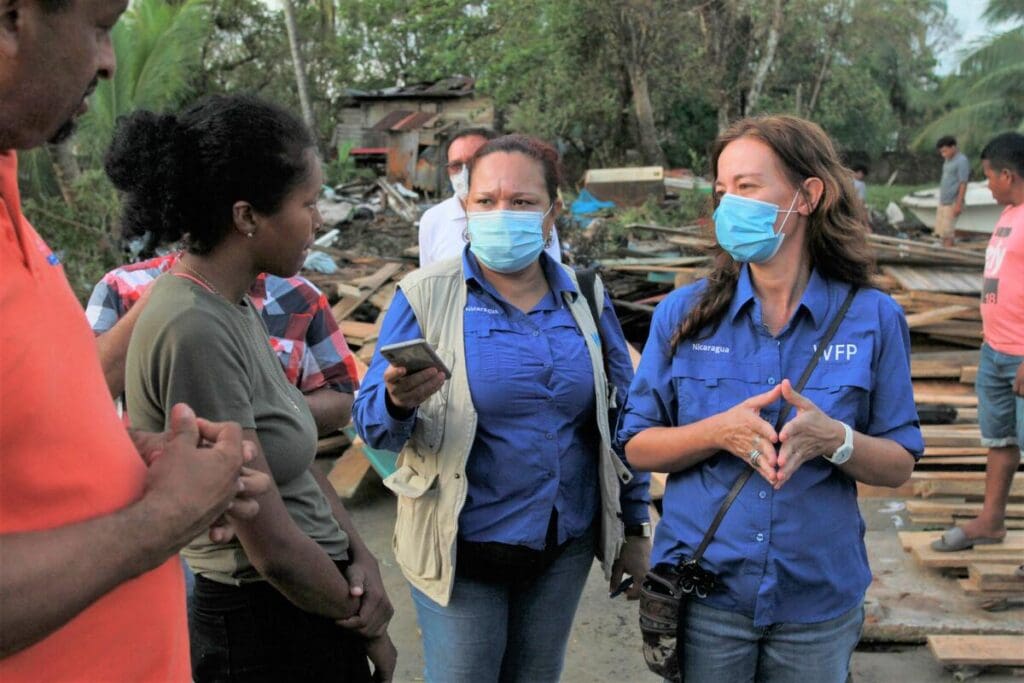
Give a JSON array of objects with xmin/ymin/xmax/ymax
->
[
  {"xmin": 0, "ymin": 151, "xmax": 189, "ymax": 680},
  {"xmin": 981, "ymin": 202, "xmax": 1024, "ymax": 355}
]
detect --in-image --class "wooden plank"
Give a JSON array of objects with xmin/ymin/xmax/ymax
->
[
  {"xmin": 915, "ymin": 478, "xmax": 1024, "ymax": 498},
  {"xmin": 351, "ymin": 262, "xmax": 404, "ymax": 290},
  {"xmin": 327, "ymin": 442, "xmax": 374, "ymax": 499},
  {"xmin": 916, "ymin": 456, "xmax": 989, "ymax": 466},
  {"xmin": 960, "ymin": 365, "xmax": 978, "ymax": 384},
  {"xmin": 927, "ymin": 635, "xmax": 1024, "ymax": 667},
  {"xmin": 922, "ymin": 446, "xmax": 988, "ymax": 456},
  {"xmin": 331, "ymin": 263, "xmax": 404, "ymax": 322},
  {"xmin": 906, "ymin": 500, "xmax": 1024, "ymax": 519},
  {"xmin": 914, "ymin": 378, "xmax": 978, "ymax": 407},
  {"xmin": 957, "ymin": 577, "xmax": 1024, "ymax": 598},
  {"xmin": 970, "ymin": 563, "xmax": 1024, "ymax": 591},
  {"xmin": 904, "ymin": 305, "xmax": 973, "ymax": 328},
  {"xmin": 339, "ymin": 320, "xmax": 378, "ymax": 342},
  {"xmin": 899, "ymin": 530, "xmax": 1024, "ymax": 553},
  {"xmin": 910, "ymin": 545, "xmax": 1024, "ymax": 568}
]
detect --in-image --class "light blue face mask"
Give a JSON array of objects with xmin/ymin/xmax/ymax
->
[
  {"xmin": 713, "ymin": 192, "xmax": 800, "ymax": 263},
  {"xmin": 467, "ymin": 206, "xmax": 552, "ymax": 273}
]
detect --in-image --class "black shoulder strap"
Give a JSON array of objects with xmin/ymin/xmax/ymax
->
[
  {"xmin": 688, "ymin": 286, "xmax": 860, "ymax": 565},
  {"xmin": 576, "ymin": 266, "xmax": 602, "ymax": 328}
]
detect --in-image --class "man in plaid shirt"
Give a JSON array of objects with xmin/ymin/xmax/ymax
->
[{"xmin": 86, "ymin": 252, "xmax": 359, "ymax": 435}]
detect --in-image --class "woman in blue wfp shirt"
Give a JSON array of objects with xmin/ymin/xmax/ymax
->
[
  {"xmin": 354, "ymin": 134, "xmax": 652, "ymax": 683},
  {"xmin": 618, "ymin": 115, "xmax": 924, "ymax": 682}
]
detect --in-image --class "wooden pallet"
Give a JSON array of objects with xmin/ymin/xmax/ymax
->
[
  {"xmin": 906, "ymin": 500, "xmax": 1024, "ymax": 519},
  {"xmin": 900, "ymin": 530, "xmax": 1024, "ymax": 568},
  {"xmin": 927, "ymin": 634, "xmax": 1024, "ymax": 667},
  {"xmin": 968, "ymin": 563, "xmax": 1024, "ymax": 593}
]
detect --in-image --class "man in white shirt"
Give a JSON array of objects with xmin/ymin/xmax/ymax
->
[{"xmin": 419, "ymin": 128, "xmax": 562, "ymax": 267}]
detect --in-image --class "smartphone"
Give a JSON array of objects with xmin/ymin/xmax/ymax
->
[{"xmin": 379, "ymin": 338, "xmax": 451, "ymax": 376}]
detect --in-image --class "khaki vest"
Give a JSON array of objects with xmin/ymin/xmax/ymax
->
[{"xmin": 383, "ymin": 258, "xmax": 634, "ymax": 605}]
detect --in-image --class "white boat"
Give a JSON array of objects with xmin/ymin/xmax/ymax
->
[{"xmin": 900, "ymin": 181, "xmax": 1003, "ymax": 235}]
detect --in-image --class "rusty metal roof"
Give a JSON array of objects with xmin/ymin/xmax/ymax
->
[
  {"xmin": 370, "ymin": 110, "xmax": 439, "ymax": 132},
  {"xmin": 352, "ymin": 76, "xmax": 476, "ymax": 100}
]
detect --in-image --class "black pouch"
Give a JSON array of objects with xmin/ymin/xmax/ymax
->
[{"xmin": 639, "ymin": 559, "xmax": 718, "ymax": 682}]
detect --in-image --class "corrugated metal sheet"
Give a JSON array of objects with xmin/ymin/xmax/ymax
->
[
  {"xmin": 392, "ymin": 111, "xmax": 438, "ymax": 131},
  {"xmin": 370, "ymin": 110, "xmax": 414, "ymax": 132}
]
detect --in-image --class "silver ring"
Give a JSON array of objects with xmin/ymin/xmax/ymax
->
[{"xmin": 748, "ymin": 449, "xmax": 761, "ymax": 466}]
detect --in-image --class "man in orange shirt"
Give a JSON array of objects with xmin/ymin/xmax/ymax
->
[
  {"xmin": 932, "ymin": 132, "xmax": 1024, "ymax": 553},
  {"xmin": 0, "ymin": 1, "xmax": 268, "ymax": 679}
]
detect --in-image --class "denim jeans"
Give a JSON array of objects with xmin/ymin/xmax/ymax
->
[
  {"xmin": 977, "ymin": 342, "xmax": 1024, "ymax": 448},
  {"xmin": 190, "ymin": 570, "xmax": 371, "ymax": 682},
  {"xmin": 410, "ymin": 528, "xmax": 595, "ymax": 683},
  {"xmin": 681, "ymin": 600, "xmax": 863, "ymax": 683}
]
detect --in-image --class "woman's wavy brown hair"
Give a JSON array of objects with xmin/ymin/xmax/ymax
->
[{"xmin": 670, "ymin": 115, "xmax": 874, "ymax": 350}]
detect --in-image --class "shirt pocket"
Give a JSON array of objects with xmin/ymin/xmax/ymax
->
[
  {"xmin": 412, "ymin": 346, "xmax": 455, "ymax": 455},
  {"xmin": 671, "ymin": 358, "xmax": 761, "ymax": 425},
  {"xmin": 801, "ymin": 363, "xmax": 872, "ymax": 430},
  {"xmin": 268, "ymin": 336, "xmax": 304, "ymax": 386}
]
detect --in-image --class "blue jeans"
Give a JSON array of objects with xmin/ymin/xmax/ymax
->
[
  {"xmin": 681, "ymin": 600, "xmax": 863, "ymax": 683},
  {"xmin": 410, "ymin": 530, "xmax": 595, "ymax": 683},
  {"xmin": 977, "ymin": 343, "xmax": 1024, "ymax": 448}
]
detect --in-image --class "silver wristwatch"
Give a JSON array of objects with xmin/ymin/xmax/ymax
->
[{"xmin": 826, "ymin": 422, "xmax": 854, "ymax": 465}]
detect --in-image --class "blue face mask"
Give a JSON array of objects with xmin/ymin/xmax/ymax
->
[
  {"xmin": 467, "ymin": 206, "xmax": 552, "ymax": 273},
  {"xmin": 713, "ymin": 192, "xmax": 800, "ymax": 263}
]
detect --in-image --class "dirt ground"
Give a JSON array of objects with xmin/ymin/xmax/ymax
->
[{"xmin": 339, "ymin": 472, "xmax": 1021, "ymax": 683}]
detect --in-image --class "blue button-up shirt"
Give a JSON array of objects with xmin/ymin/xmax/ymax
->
[
  {"xmin": 617, "ymin": 266, "xmax": 923, "ymax": 626},
  {"xmin": 355, "ymin": 249, "xmax": 650, "ymax": 549}
]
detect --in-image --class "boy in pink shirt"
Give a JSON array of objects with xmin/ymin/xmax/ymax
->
[{"xmin": 934, "ymin": 132, "xmax": 1024, "ymax": 552}]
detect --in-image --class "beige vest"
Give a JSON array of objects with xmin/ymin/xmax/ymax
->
[{"xmin": 383, "ymin": 258, "xmax": 635, "ymax": 605}]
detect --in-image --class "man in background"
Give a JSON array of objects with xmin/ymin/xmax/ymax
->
[
  {"xmin": 418, "ymin": 127, "xmax": 562, "ymax": 267},
  {"xmin": 935, "ymin": 135, "xmax": 971, "ymax": 248}
]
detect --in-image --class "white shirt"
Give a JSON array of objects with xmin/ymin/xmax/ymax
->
[{"xmin": 418, "ymin": 195, "xmax": 562, "ymax": 267}]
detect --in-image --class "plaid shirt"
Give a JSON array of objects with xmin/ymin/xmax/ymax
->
[{"xmin": 86, "ymin": 253, "xmax": 358, "ymax": 395}]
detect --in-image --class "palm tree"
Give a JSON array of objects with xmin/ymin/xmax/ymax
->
[
  {"xmin": 913, "ymin": 2, "xmax": 1023, "ymax": 152},
  {"xmin": 282, "ymin": 0, "xmax": 318, "ymax": 135},
  {"xmin": 75, "ymin": 0, "xmax": 209, "ymax": 163}
]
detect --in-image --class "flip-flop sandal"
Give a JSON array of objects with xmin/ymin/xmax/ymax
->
[
  {"xmin": 1016, "ymin": 564, "xmax": 1024, "ymax": 578},
  {"xmin": 929, "ymin": 526, "xmax": 1004, "ymax": 552}
]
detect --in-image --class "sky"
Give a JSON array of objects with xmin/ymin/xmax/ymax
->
[{"xmin": 937, "ymin": 0, "xmax": 1016, "ymax": 74}]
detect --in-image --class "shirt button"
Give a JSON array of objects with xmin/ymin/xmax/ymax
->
[
  {"xmin": 768, "ymin": 377, "xmax": 776, "ymax": 385},
  {"xmin": 759, "ymin": 491, "xmax": 767, "ymax": 499},
  {"xmin": 546, "ymin": 433, "xmax": 555, "ymax": 440},
  {"xmin": 532, "ymin": 330, "xmax": 540, "ymax": 337},
  {"xmin": 756, "ymin": 532, "xmax": 765, "ymax": 542}
]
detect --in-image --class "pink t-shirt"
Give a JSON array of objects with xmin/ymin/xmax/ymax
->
[{"xmin": 981, "ymin": 202, "xmax": 1024, "ymax": 355}]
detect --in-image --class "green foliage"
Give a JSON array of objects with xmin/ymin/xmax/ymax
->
[
  {"xmin": 76, "ymin": 0, "xmax": 210, "ymax": 162},
  {"xmin": 913, "ymin": 26, "xmax": 1024, "ymax": 155},
  {"xmin": 864, "ymin": 183, "xmax": 928, "ymax": 212},
  {"xmin": 323, "ymin": 141, "xmax": 375, "ymax": 185},
  {"xmin": 22, "ymin": 170, "xmax": 123, "ymax": 302}
]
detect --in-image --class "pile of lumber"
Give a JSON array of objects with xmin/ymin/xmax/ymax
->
[{"xmin": 899, "ymin": 530, "xmax": 1024, "ymax": 599}]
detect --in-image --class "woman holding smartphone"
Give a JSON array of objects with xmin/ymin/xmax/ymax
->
[
  {"xmin": 115, "ymin": 94, "xmax": 395, "ymax": 682},
  {"xmin": 354, "ymin": 134, "xmax": 652, "ymax": 683}
]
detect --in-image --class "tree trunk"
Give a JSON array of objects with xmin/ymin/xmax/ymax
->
[
  {"xmin": 627, "ymin": 63, "xmax": 666, "ymax": 166},
  {"xmin": 46, "ymin": 141, "xmax": 80, "ymax": 207},
  {"xmin": 806, "ymin": 0, "xmax": 848, "ymax": 117},
  {"xmin": 283, "ymin": 0, "xmax": 317, "ymax": 135},
  {"xmin": 745, "ymin": 0, "xmax": 785, "ymax": 116}
]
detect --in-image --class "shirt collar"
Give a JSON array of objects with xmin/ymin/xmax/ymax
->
[
  {"xmin": 727, "ymin": 264, "xmax": 831, "ymax": 329},
  {"xmin": 462, "ymin": 248, "xmax": 576, "ymax": 302}
]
